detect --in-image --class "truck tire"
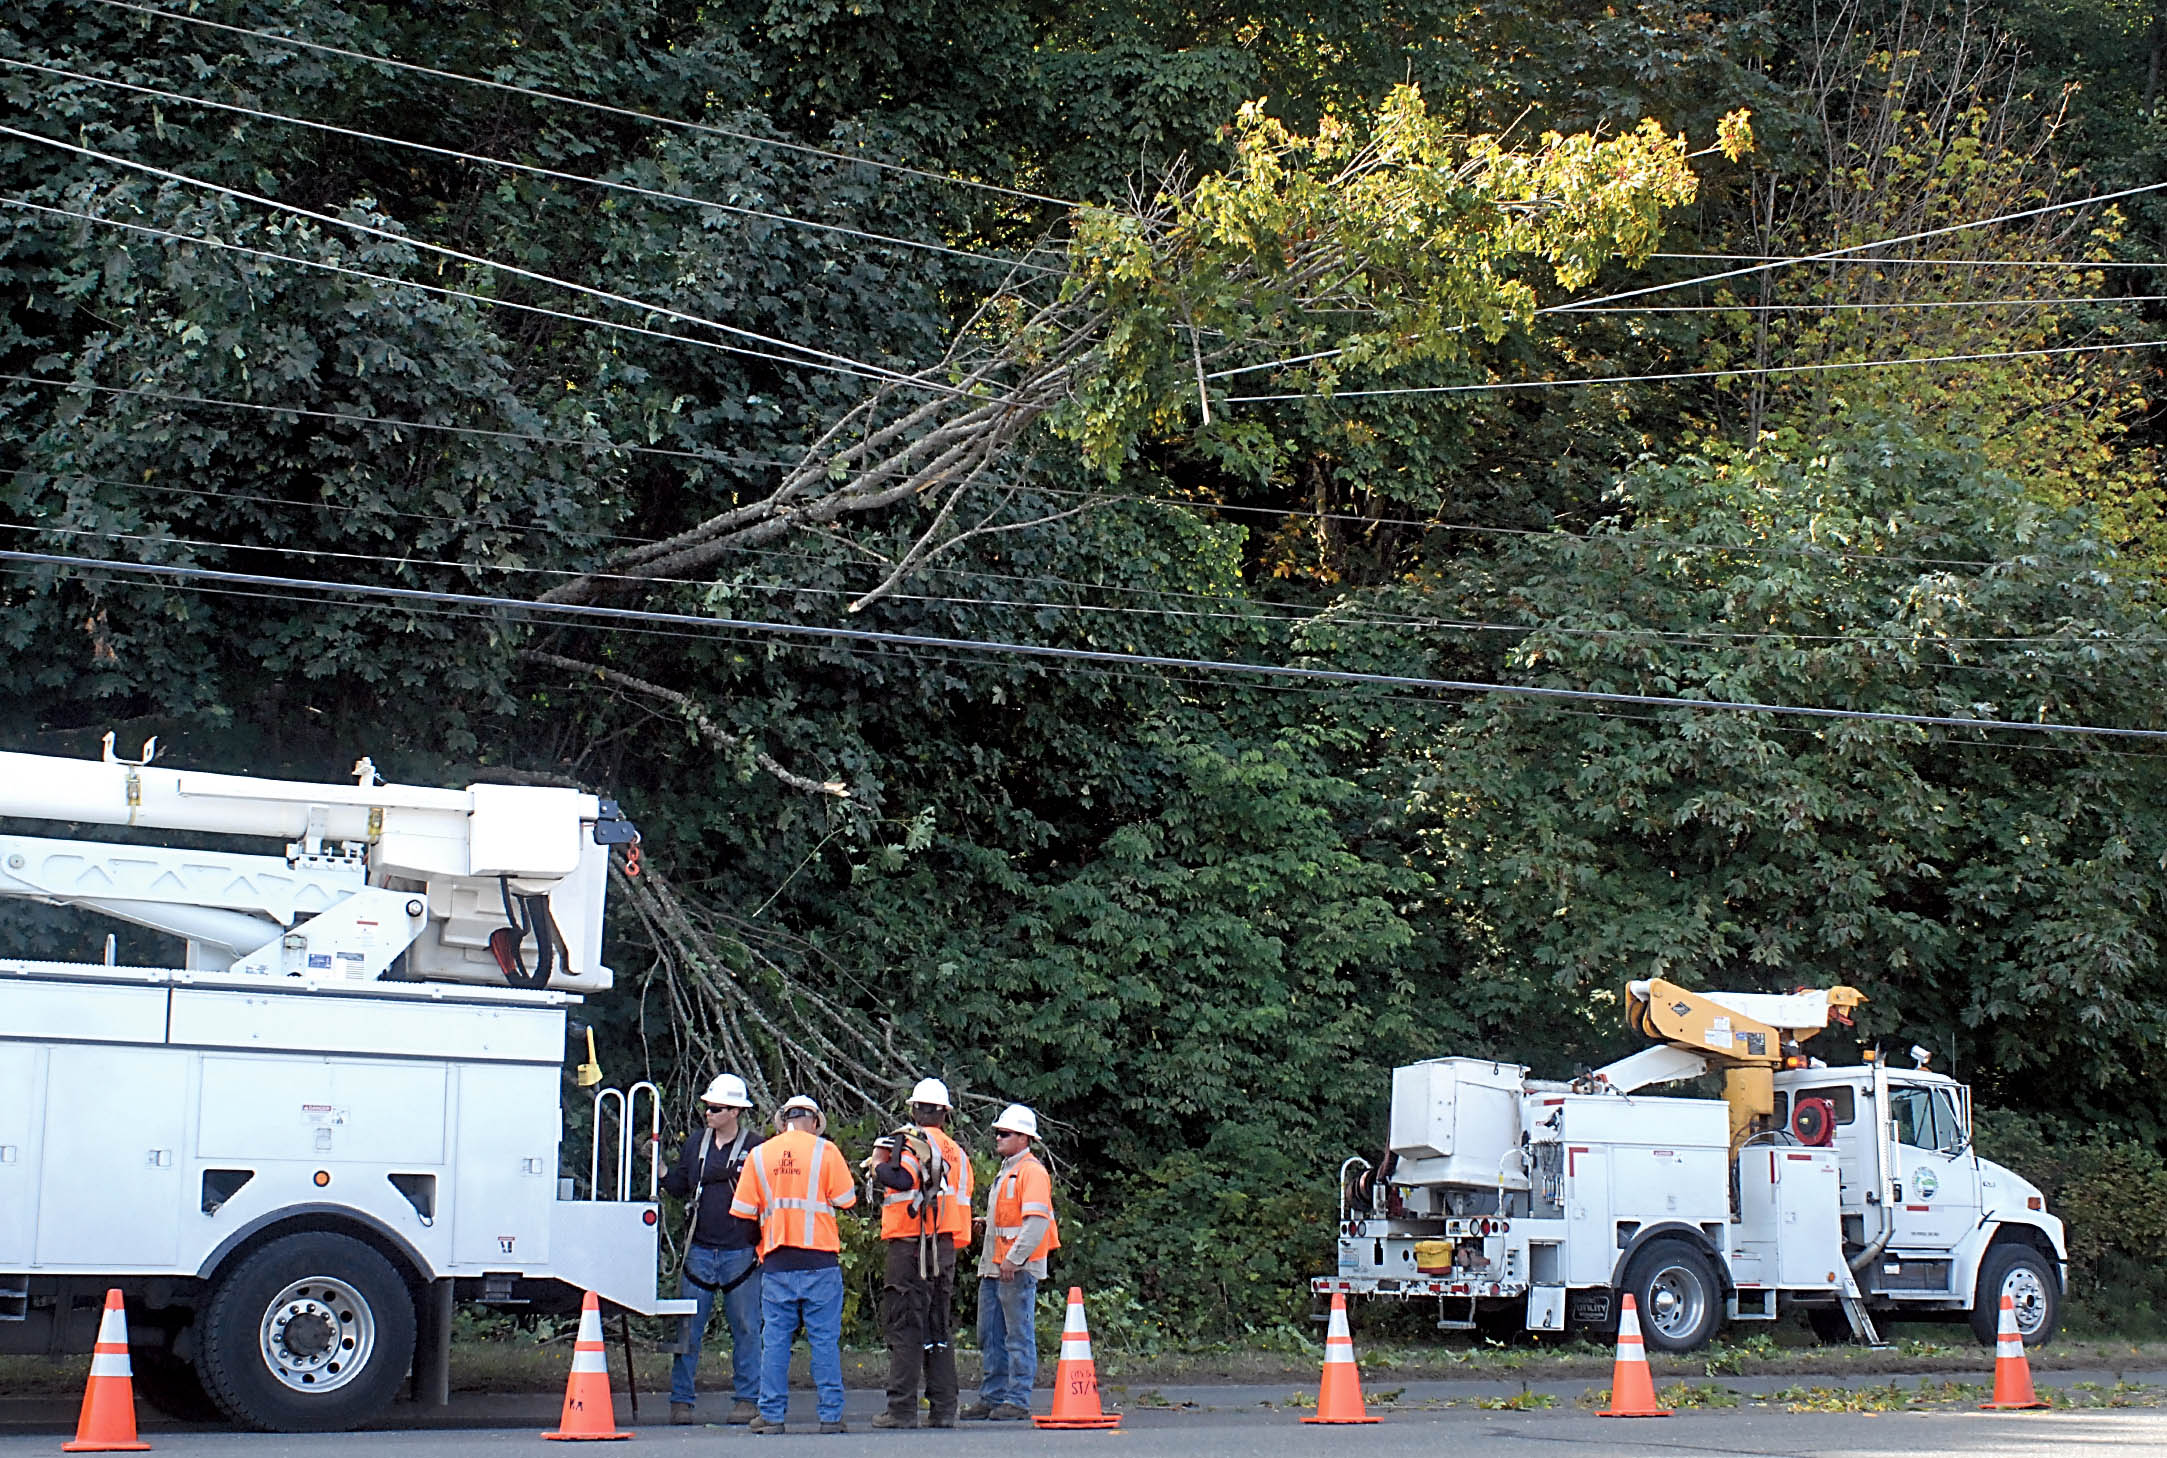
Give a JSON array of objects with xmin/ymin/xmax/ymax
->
[
  {"xmin": 1620, "ymin": 1240, "xmax": 1722, "ymax": 1353},
  {"xmin": 196, "ymin": 1232, "xmax": 417, "ymax": 1432},
  {"xmin": 1969, "ymin": 1244, "xmax": 2058, "ymax": 1348}
]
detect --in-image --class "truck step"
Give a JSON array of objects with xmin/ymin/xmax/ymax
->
[{"xmin": 0, "ymin": 1281, "xmax": 27, "ymax": 1322}]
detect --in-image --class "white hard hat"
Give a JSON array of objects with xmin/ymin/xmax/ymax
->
[
  {"xmin": 990, "ymin": 1103, "xmax": 1039, "ymax": 1139},
  {"xmin": 776, "ymin": 1094, "xmax": 825, "ymax": 1133},
  {"xmin": 700, "ymin": 1073, "xmax": 753, "ymax": 1109},
  {"xmin": 908, "ymin": 1077, "xmax": 953, "ymax": 1109}
]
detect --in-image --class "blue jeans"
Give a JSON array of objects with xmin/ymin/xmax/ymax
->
[
  {"xmin": 670, "ymin": 1243, "xmax": 761, "ymax": 1407},
  {"xmin": 976, "ymin": 1273, "xmax": 1040, "ymax": 1409},
  {"xmin": 759, "ymin": 1264, "xmax": 845, "ymax": 1423}
]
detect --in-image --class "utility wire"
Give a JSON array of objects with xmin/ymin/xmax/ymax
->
[
  {"xmin": 1653, "ymin": 252, "xmax": 2166, "ymax": 269},
  {"xmin": 0, "ymin": 196, "xmax": 923, "ymax": 388},
  {"xmin": 83, "ymin": 0, "xmax": 1082, "ymax": 211},
  {"xmin": 1226, "ymin": 337, "xmax": 2164, "ymax": 403},
  {"xmin": 1555, "ymin": 295, "xmax": 2167, "ymax": 315},
  {"xmin": 4, "ymin": 546, "xmax": 2161, "ymax": 739},
  {"xmin": 2, "ymin": 57, "xmax": 1056, "ymax": 275},
  {"xmin": 0, "ymin": 371, "xmax": 797, "ymax": 468},
  {"xmin": 19, "ymin": 517, "xmax": 2145, "ymax": 648},
  {"xmin": 0, "ymin": 123, "xmax": 935, "ymax": 390}
]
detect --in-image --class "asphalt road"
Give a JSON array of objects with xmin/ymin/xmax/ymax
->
[{"xmin": 0, "ymin": 1405, "xmax": 2152, "ymax": 1458}]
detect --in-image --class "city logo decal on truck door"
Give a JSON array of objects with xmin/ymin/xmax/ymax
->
[{"xmin": 1913, "ymin": 1168, "xmax": 1939, "ymax": 1201}]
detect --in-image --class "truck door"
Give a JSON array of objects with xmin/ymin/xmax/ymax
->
[
  {"xmin": 37, "ymin": 1046, "xmax": 189, "ymax": 1267},
  {"xmin": 1886, "ymin": 1084, "xmax": 1980, "ymax": 1256},
  {"xmin": 0, "ymin": 1043, "xmax": 40, "ymax": 1265}
]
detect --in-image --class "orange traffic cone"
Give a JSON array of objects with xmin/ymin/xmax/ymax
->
[
  {"xmin": 1301, "ymin": 1293, "xmax": 1380, "ymax": 1425},
  {"xmin": 1980, "ymin": 1295, "xmax": 2048, "ymax": 1411},
  {"xmin": 1596, "ymin": 1293, "xmax": 1672, "ymax": 1418},
  {"xmin": 542, "ymin": 1292, "xmax": 632, "ymax": 1440},
  {"xmin": 1032, "ymin": 1287, "xmax": 1120, "ymax": 1430},
  {"xmin": 63, "ymin": 1290, "xmax": 150, "ymax": 1453}
]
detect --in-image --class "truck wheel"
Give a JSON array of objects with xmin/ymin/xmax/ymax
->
[
  {"xmin": 1969, "ymin": 1245, "xmax": 2058, "ymax": 1348},
  {"xmin": 1621, "ymin": 1240, "xmax": 1722, "ymax": 1353},
  {"xmin": 197, "ymin": 1232, "xmax": 417, "ymax": 1431}
]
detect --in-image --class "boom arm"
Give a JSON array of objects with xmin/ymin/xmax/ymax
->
[
  {"xmin": 1592, "ymin": 977, "xmax": 1865, "ymax": 1149},
  {"xmin": 0, "ymin": 736, "xmax": 639, "ymax": 990}
]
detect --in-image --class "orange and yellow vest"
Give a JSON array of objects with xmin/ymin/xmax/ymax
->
[
  {"xmin": 988, "ymin": 1151, "xmax": 1058, "ymax": 1265},
  {"xmin": 729, "ymin": 1128, "xmax": 857, "ymax": 1256},
  {"xmin": 878, "ymin": 1127, "xmax": 975, "ymax": 1242}
]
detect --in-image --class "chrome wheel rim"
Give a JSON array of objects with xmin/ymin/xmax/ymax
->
[
  {"xmin": 260, "ymin": 1277, "xmax": 375, "ymax": 1394},
  {"xmin": 1644, "ymin": 1263, "xmax": 1709, "ymax": 1342},
  {"xmin": 2001, "ymin": 1265, "xmax": 2049, "ymax": 1337}
]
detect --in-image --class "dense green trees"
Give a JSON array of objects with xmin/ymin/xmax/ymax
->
[{"xmin": 5, "ymin": 0, "xmax": 2165, "ymax": 1331}]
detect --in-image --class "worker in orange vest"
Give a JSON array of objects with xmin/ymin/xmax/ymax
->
[
  {"xmin": 868, "ymin": 1076, "xmax": 974, "ymax": 1429},
  {"xmin": 960, "ymin": 1103, "xmax": 1058, "ymax": 1421},
  {"xmin": 728, "ymin": 1094, "xmax": 858, "ymax": 1434}
]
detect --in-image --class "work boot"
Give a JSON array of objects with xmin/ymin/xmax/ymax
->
[
  {"xmin": 988, "ymin": 1403, "xmax": 1031, "ymax": 1421},
  {"xmin": 727, "ymin": 1400, "xmax": 760, "ymax": 1425},
  {"xmin": 748, "ymin": 1415, "xmax": 785, "ymax": 1435},
  {"xmin": 957, "ymin": 1402, "xmax": 995, "ymax": 1421},
  {"xmin": 927, "ymin": 1412, "xmax": 957, "ymax": 1429},
  {"xmin": 820, "ymin": 1420, "xmax": 848, "ymax": 1434},
  {"xmin": 670, "ymin": 1402, "xmax": 696, "ymax": 1426},
  {"xmin": 870, "ymin": 1412, "xmax": 918, "ymax": 1430}
]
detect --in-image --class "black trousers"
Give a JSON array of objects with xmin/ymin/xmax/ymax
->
[{"xmin": 882, "ymin": 1235, "xmax": 958, "ymax": 1419}]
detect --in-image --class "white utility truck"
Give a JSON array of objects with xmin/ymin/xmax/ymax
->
[
  {"xmin": 1316, "ymin": 980, "xmax": 2066, "ymax": 1351},
  {"xmin": 0, "ymin": 738, "xmax": 693, "ymax": 1431}
]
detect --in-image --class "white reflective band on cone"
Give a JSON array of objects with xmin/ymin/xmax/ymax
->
[
  {"xmin": 87, "ymin": 1353, "xmax": 133, "ymax": 1379},
  {"xmin": 1326, "ymin": 1304, "xmax": 1352, "ymax": 1343},
  {"xmin": 1062, "ymin": 1337, "xmax": 1094, "ymax": 1359},
  {"xmin": 93, "ymin": 1307, "xmax": 127, "ymax": 1346},
  {"xmin": 570, "ymin": 1348, "xmax": 610, "ymax": 1375},
  {"xmin": 576, "ymin": 1308, "xmax": 605, "ymax": 1344},
  {"xmin": 1063, "ymin": 1302, "xmax": 1087, "ymax": 1333}
]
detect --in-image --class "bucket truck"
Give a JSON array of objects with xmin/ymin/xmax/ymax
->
[
  {"xmin": 1317, "ymin": 980, "xmax": 2066, "ymax": 1352},
  {"xmin": 0, "ymin": 738, "xmax": 693, "ymax": 1431}
]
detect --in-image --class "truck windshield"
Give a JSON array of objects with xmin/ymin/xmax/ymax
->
[{"xmin": 1891, "ymin": 1086, "xmax": 1966, "ymax": 1155}]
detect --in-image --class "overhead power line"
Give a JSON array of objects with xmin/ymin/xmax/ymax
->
[
  {"xmin": 1226, "ymin": 337, "xmax": 2164, "ymax": 403},
  {"xmin": 1556, "ymin": 295, "xmax": 2167, "ymax": 315},
  {"xmin": 0, "ymin": 123, "xmax": 932, "ymax": 390},
  {"xmin": 2, "ymin": 57, "xmax": 1054, "ymax": 276},
  {"xmin": 1653, "ymin": 252, "xmax": 2166, "ymax": 270},
  {"xmin": 4, "ymin": 547, "xmax": 2161, "ymax": 740},
  {"xmin": 84, "ymin": 0, "xmax": 1082, "ymax": 211},
  {"xmin": 0, "ymin": 196, "xmax": 923, "ymax": 386}
]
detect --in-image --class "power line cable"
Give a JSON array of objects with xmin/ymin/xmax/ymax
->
[
  {"xmin": 83, "ymin": 0, "xmax": 1083, "ymax": 211},
  {"xmin": 0, "ymin": 196, "xmax": 926, "ymax": 387},
  {"xmin": 1556, "ymin": 295, "xmax": 2167, "ymax": 315},
  {"xmin": 20, "ymin": 517, "xmax": 2140, "ymax": 647},
  {"xmin": 0, "ymin": 122, "xmax": 935, "ymax": 390},
  {"xmin": 1226, "ymin": 336, "xmax": 2164, "ymax": 403},
  {"xmin": 1652, "ymin": 252, "xmax": 2167, "ymax": 269},
  {"xmin": 2, "ymin": 57, "xmax": 1056, "ymax": 275},
  {"xmin": 5, "ymin": 546, "xmax": 2162, "ymax": 739}
]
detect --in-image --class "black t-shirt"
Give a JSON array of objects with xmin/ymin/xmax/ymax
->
[{"xmin": 661, "ymin": 1125, "xmax": 763, "ymax": 1250}]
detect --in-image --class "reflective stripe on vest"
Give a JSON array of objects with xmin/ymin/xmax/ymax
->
[{"xmin": 750, "ymin": 1135, "xmax": 831, "ymax": 1249}]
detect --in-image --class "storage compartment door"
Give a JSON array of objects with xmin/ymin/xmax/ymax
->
[
  {"xmin": 449, "ymin": 1064, "xmax": 556, "ymax": 1267},
  {"xmin": 0, "ymin": 1043, "xmax": 43, "ymax": 1264},
  {"xmin": 1563, "ymin": 1145, "xmax": 1615, "ymax": 1287},
  {"xmin": 37, "ymin": 1046, "xmax": 188, "ymax": 1267}
]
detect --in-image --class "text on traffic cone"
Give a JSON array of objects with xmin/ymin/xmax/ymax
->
[
  {"xmin": 63, "ymin": 1289, "xmax": 150, "ymax": 1453},
  {"xmin": 1033, "ymin": 1287, "xmax": 1120, "ymax": 1430},
  {"xmin": 1300, "ymin": 1293, "xmax": 1380, "ymax": 1425},
  {"xmin": 543, "ymin": 1292, "xmax": 632, "ymax": 1441},
  {"xmin": 1596, "ymin": 1293, "xmax": 1672, "ymax": 1418},
  {"xmin": 1980, "ymin": 1294, "xmax": 2048, "ymax": 1411}
]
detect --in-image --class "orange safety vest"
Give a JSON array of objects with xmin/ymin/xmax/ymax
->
[
  {"xmin": 729, "ymin": 1128, "xmax": 857, "ymax": 1256},
  {"xmin": 988, "ymin": 1151, "xmax": 1058, "ymax": 1265},
  {"xmin": 878, "ymin": 1127, "xmax": 975, "ymax": 1242}
]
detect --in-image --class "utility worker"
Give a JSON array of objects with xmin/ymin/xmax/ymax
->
[
  {"xmin": 960, "ymin": 1104, "xmax": 1056, "ymax": 1421},
  {"xmin": 868, "ymin": 1076, "xmax": 973, "ymax": 1429},
  {"xmin": 728, "ymin": 1094, "xmax": 857, "ymax": 1435},
  {"xmin": 660, "ymin": 1073, "xmax": 763, "ymax": 1425}
]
